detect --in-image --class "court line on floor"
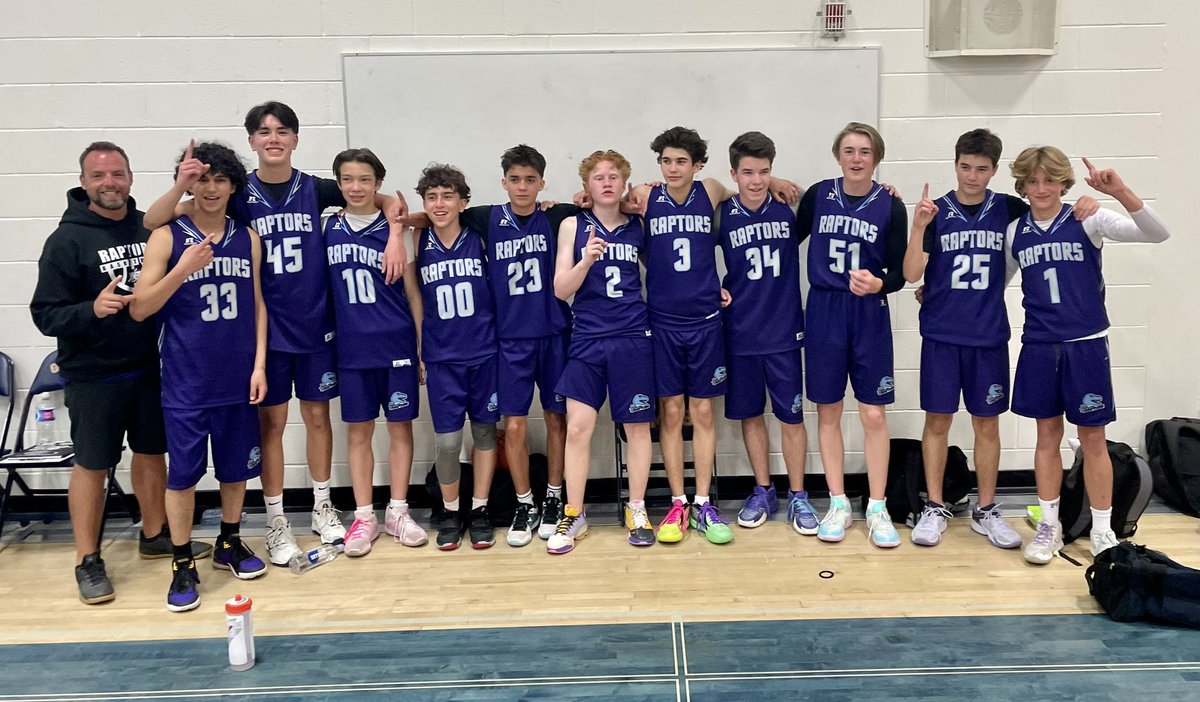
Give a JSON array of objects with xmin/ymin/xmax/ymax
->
[
  {"xmin": 687, "ymin": 661, "xmax": 1200, "ymax": 681},
  {"xmin": 0, "ymin": 673, "xmax": 683, "ymax": 702}
]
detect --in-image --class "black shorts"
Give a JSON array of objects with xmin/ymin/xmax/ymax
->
[{"xmin": 64, "ymin": 370, "xmax": 168, "ymax": 470}]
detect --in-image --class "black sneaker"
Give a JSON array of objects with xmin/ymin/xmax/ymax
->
[
  {"xmin": 435, "ymin": 510, "xmax": 462, "ymax": 551},
  {"xmin": 506, "ymin": 502, "xmax": 540, "ymax": 547},
  {"xmin": 213, "ymin": 536, "xmax": 267, "ymax": 580},
  {"xmin": 74, "ymin": 552, "xmax": 115, "ymax": 605},
  {"xmin": 139, "ymin": 525, "xmax": 214, "ymax": 560},
  {"xmin": 469, "ymin": 506, "xmax": 495, "ymax": 549},
  {"xmin": 538, "ymin": 494, "xmax": 562, "ymax": 540},
  {"xmin": 166, "ymin": 557, "xmax": 201, "ymax": 613}
]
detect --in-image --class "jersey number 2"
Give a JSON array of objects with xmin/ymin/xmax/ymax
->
[
  {"xmin": 507, "ymin": 259, "xmax": 543, "ymax": 296},
  {"xmin": 950, "ymin": 254, "xmax": 990, "ymax": 290}
]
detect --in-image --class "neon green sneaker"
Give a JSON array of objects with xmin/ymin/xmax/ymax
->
[
  {"xmin": 691, "ymin": 502, "xmax": 733, "ymax": 545},
  {"xmin": 657, "ymin": 499, "xmax": 689, "ymax": 543}
]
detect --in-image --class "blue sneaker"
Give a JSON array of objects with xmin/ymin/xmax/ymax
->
[
  {"xmin": 736, "ymin": 485, "xmax": 778, "ymax": 528},
  {"xmin": 787, "ymin": 490, "xmax": 819, "ymax": 536},
  {"xmin": 167, "ymin": 557, "xmax": 200, "ymax": 613},
  {"xmin": 213, "ymin": 536, "xmax": 268, "ymax": 580}
]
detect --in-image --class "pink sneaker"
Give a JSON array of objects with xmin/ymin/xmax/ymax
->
[
  {"xmin": 385, "ymin": 505, "xmax": 428, "ymax": 547},
  {"xmin": 343, "ymin": 514, "xmax": 379, "ymax": 557}
]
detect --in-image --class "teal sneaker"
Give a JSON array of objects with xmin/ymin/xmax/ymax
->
[
  {"xmin": 817, "ymin": 497, "xmax": 853, "ymax": 542},
  {"xmin": 691, "ymin": 502, "xmax": 733, "ymax": 545},
  {"xmin": 866, "ymin": 502, "xmax": 900, "ymax": 548}
]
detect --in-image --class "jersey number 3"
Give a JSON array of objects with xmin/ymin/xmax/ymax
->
[
  {"xmin": 199, "ymin": 282, "xmax": 237, "ymax": 321},
  {"xmin": 507, "ymin": 259, "xmax": 543, "ymax": 296}
]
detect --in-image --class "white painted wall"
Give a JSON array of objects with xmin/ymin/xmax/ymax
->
[{"xmin": 2, "ymin": 0, "xmax": 1196, "ymax": 491}]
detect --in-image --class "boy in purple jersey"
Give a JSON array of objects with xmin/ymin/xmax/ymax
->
[
  {"xmin": 714, "ymin": 132, "xmax": 816, "ymax": 541},
  {"xmin": 325, "ymin": 149, "xmax": 428, "ymax": 556},
  {"xmin": 144, "ymin": 102, "xmax": 409, "ymax": 566},
  {"xmin": 902, "ymin": 129, "xmax": 1097, "ymax": 550},
  {"xmin": 633, "ymin": 127, "xmax": 800, "ymax": 545},
  {"xmin": 131, "ymin": 143, "xmax": 269, "ymax": 613},
  {"xmin": 415, "ymin": 165, "xmax": 501, "ymax": 552},
  {"xmin": 798, "ymin": 122, "xmax": 908, "ymax": 549},
  {"xmin": 549, "ymin": 150, "xmax": 656, "ymax": 554},
  {"xmin": 1004, "ymin": 147, "xmax": 1169, "ymax": 563},
  {"xmin": 402, "ymin": 145, "xmax": 577, "ymax": 547}
]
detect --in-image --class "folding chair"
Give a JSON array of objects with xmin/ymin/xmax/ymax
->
[
  {"xmin": 613, "ymin": 398, "xmax": 719, "ymax": 522},
  {"xmin": 0, "ymin": 351, "xmax": 139, "ymax": 544},
  {"xmin": 0, "ymin": 352, "xmax": 14, "ymax": 460}
]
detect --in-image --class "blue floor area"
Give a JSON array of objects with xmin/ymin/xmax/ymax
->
[{"xmin": 1, "ymin": 615, "xmax": 1196, "ymax": 701}]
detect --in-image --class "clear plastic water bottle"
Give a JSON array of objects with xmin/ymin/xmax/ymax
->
[
  {"xmin": 35, "ymin": 393, "xmax": 58, "ymax": 446},
  {"xmin": 288, "ymin": 543, "xmax": 340, "ymax": 574}
]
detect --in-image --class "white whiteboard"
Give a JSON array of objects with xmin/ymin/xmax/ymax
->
[{"xmin": 342, "ymin": 48, "xmax": 879, "ymax": 202}]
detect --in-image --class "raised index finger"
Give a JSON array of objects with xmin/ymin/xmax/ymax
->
[
  {"xmin": 185, "ymin": 139, "xmax": 194, "ymax": 160},
  {"xmin": 1081, "ymin": 157, "xmax": 1098, "ymax": 176},
  {"xmin": 921, "ymin": 183, "xmax": 929, "ymax": 200}
]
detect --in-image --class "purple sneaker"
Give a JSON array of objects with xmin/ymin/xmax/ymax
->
[
  {"xmin": 737, "ymin": 485, "xmax": 779, "ymax": 528},
  {"xmin": 547, "ymin": 506, "xmax": 588, "ymax": 554},
  {"xmin": 213, "ymin": 536, "xmax": 267, "ymax": 580},
  {"xmin": 166, "ymin": 557, "xmax": 200, "ymax": 613}
]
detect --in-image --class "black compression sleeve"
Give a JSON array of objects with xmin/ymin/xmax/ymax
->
[
  {"xmin": 880, "ymin": 197, "xmax": 909, "ymax": 295},
  {"xmin": 461, "ymin": 206, "xmax": 492, "ymax": 239},
  {"xmin": 315, "ymin": 176, "xmax": 345, "ymax": 211},
  {"xmin": 796, "ymin": 185, "xmax": 819, "ymax": 245}
]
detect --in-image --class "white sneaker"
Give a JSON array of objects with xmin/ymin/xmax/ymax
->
[
  {"xmin": 385, "ymin": 505, "xmax": 428, "ymax": 547},
  {"xmin": 971, "ymin": 504, "xmax": 1022, "ymax": 549},
  {"xmin": 506, "ymin": 502, "xmax": 540, "ymax": 547},
  {"xmin": 817, "ymin": 500, "xmax": 853, "ymax": 542},
  {"xmin": 311, "ymin": 499, "xmax": 347, "ymax": 546},
  {"xmin": 1089, "ymin": 529, "xmax": 1120, "ymax": 556},
  {"xmin": 911, "ymin": 504, "xmax": 951, "ymax": 546},
  {"xmin": 265, "ymin": 514, "xmax": 303, "ymax": 566},
  {"xmin": 1023, "ymin": 520, "xmax": 1064, "ymax": 565}
]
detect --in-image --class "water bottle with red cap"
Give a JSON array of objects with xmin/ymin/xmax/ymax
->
[{"xmin": 225, "ymin": 594, "xmax": 255, "ymax": 671}]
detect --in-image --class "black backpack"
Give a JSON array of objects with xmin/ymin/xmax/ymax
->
[
  {"xmin": 1060, "ymin": 440, "xmax": 1152, "ymax": 544},
  {"xmin": 1086, "ymin": 541, "xmax": 1200, "ymax": 628},
  {"xmin": 1144, "ymin": 417, "xmax": 1200, "ymax": 517},
  {"xmin": 877, "ymin": 438, "xmax": 976, "ymax": 526}
]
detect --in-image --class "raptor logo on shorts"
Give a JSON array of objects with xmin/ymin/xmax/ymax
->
[
  {"xmin": 247, "ymin": 446, "xmax": 262, "ymax": 471},
  {"xmin": 629, "ymin": 393, "xmax": 651, "ymax": 413},
  {"xmin": 1079, "ymin": 393, "xmax": 1106, "ymax": 413},
  {"xmin": 555, "ymin": 394, "xmax": 565, "ymax": 404},
  {"xmin": 318, "ymin": 371, "xmax": 338, "ymax": 393},
  {"xmin": 877, "ymin": 375, "xmax": 895, "ymax": 396},
  {"xmin": 388, "ymin": 391, "xmax": 409, "ymax": 410},
  {"xmin": 791, "ymin": 394, "xmax": 803, "ymax": 414},
  {"xmin": 986, "ymin": 383, "xmax": 1005, "ymax": 405},
  {"xmin": 711, "ymin": 366, "xmax": 727, "ymax": 386},
  {"xmin": 487, "ymin": 393, "xmax": 498, "ymax": 413}
]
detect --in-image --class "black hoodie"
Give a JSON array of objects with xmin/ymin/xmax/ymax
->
[{"xmin": 30, "ymin": 188, "xmax": 159, "ymax": 382}]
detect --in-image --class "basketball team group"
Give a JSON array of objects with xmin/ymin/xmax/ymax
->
[{"xmin": 31, "ymin": 100, "xmax": 1170, "ymax": 612}]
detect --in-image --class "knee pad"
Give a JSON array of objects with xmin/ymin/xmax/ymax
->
[
  {"xmin": 434, "ymin": 430, "xmax": 463, "ymax": 485},
  {"xmin": 470, "ymin": 421, "xmax": 497, "ymax": 451}
]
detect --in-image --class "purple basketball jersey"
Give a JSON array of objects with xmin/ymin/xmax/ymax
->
[
  {"xmin": 325, "ymin": 213, "xmax": 418, "ymax": 369},
  {"xmin": 568, "ymin": 210, "xmax": 650, "ymax": 340},
  {"xmin": 485, "ymin": 203, "xmax": 570, "ymax": 339},
  {"xmin": 644, "ymin": 182, "xmax": 720, "ymax": 329},
  {"xmin": 1011, "ymin": 205, "xmax": 1109, "ymax": 343},
  {"xmin": 806, "ymin": 179, "xmax": 895, "ymax": 294},
  {"xmin": 416, "ymin": 226, "xmax": 496, "ymax": 364},
  {"xmin": 237, "ymin": 170, "xmax": 334, "ymax": 353},
  {"xmin": 158, "ymin": 216, "xmax": 256, "ymax": 409},
  {"xmin": 717, "ymin": 195, "xmax": 804, "ymax": 356},
  {"xmin": 919, "ymin": 190, "xmax": 1013, "ymax": 347}
]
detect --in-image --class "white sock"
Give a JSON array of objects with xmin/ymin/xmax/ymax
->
[
  {"xmin": 830, "ymin": 494, "xmax": 849, "ymax": 507},
  {"xmin": 312, "ymin": 480, "xmax": 331, "ymax": 505},
  {"xmin": 354, "ymin": 505, "xmax": 374, "ymax": 520},
  {"xmin": 388, "ymin": 499, "xmax": 408, "ymax": 512},
  {"xmin": 444, "ymin": 498, "xmax": 460, "ymax": 513},
  {"xmin": 471, "ymin": 497, "xmax": 488, "ymax": 511},
  {"xmin": 516, "ymin": 490, "xmax": 535, "ymax": 506},
  {"xmin": 867, "ymin": 497, "xmax": 886, "ymax": 513},
  {"xmin": 628, "ymin": 499, "xmax": 646, "ymax": 510},
  {"xmin": 1091, "ymin": 507, "xmax": 1113, "ymax": 534},
  {"xmin": 264, "ymin": 494, "xmax": 285, "ymax": 520},
  {"xmin": 693, "ymin": 494, "xmax": 710, "ymax": 506},
  {"xmin": 1039, "ymin": 497, "xmax": 1061, "ymax": 525},
  {"xmin": 671, "ymin": 494, "xmax": 687, "ymax": 505},
  {"xmin": 546, "ymin": 484, "xmax": 563, "ymax": 498}
]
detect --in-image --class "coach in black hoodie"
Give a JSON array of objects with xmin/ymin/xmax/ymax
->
[{"xmin": 31, "ymin": 142, "xmax": 209, "ymax": 605}]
